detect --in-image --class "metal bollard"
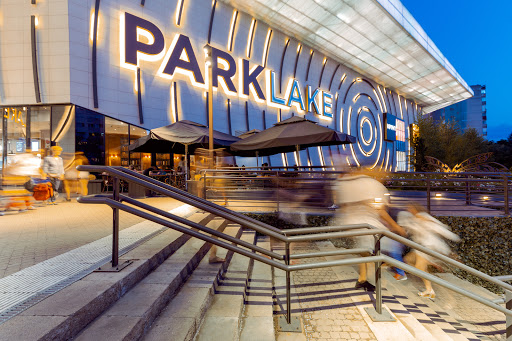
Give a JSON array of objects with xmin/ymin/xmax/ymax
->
[{"xmin": 112, "ymin": 177, "xmax": 120, "ymax": 268}]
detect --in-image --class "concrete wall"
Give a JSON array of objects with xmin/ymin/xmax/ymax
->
[{"xmin": 0, "ymin": 0, "xmax": 70, "ymax": 105}]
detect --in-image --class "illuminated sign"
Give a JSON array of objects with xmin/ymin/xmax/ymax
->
[
  {"xmin": 120, "ymin": 12, "xmax": 333, "ymax": 118},
  {"xmin": 384, "ymin": 113, "xmax": 404, "ymax": 142},
  {"xmin": 3, "ymin": 108, "xmax": 26, "ymax": 127}
]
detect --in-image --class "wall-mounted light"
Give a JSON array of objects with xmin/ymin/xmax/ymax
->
[{"xmin": 34, "ymin": 16, "xmax": 39, "ymax": 27}]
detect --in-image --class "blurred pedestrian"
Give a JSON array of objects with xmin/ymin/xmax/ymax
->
[
  {"xmin": 42, "ymin": 146, "xmax": 65, "ymax": 204},
  {"xmin": 64, "ymin": 152, "xmax": 90, "ymax": 201},
  {"xmin": 333, "ymin": 172, "xmax": 405, "ymax": 291},
  {"xmin": 398, "ymin": 203, "xmax": 460, "ymax": 299}
]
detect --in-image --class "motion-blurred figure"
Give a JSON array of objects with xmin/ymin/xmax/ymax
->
[
  {"xmin": 333, "ymin": 171, "xmax": 405, "ymax": 291},
  {"xmin": 42, "ymin": 146, "xmax": 65, "ymax": 204},
  {"xmin": 398, "ymin": 204, "xmax": 460, "ymax": 299},
  {"xmin": 0, "ymin": 150, "xmax": 40, "ymax": 214},
  {"xmin": 64, "ymin": 152, "xmax": 90, "ymax": 201}
]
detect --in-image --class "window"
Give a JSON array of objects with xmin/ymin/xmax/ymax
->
[
  {"xmin": 75, "ymin": 107, "xmax": 105, "ymax": 165},
  {"xmin": 105, "ymin": 117, "xmax": 129, "ymax": 167}
]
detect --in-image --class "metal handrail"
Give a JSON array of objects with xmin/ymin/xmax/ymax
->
[
  {"xmin": 78, "ymin": 166, "xmax": 512, "ymax": 328},
  {"xmin": 79, "ymin": 196, "xmax": 512, "ymax": 317}
]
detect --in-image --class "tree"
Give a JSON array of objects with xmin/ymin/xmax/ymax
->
[
  {"xmin": 410, "ymin": 116, "xmax": 488, "ymax": 171},
  {"xmin": 487, "ymin": 132, "xmax": 512, "ymax": 169}
]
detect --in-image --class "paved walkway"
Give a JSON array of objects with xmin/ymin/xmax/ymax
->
[
  {"xmin": 0, "ymin": 197, "xmax": 182, "ymax": 279},
  {"xmin": 277, "ymin": 241, "xmax": 507, "ymax": 341},
  {"xmin": 288, "ymin": 242, "xmax": 377, "ymax": 341}
]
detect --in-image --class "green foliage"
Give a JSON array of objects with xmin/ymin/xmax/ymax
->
[
  {"xmin": 438, "ymin": 216, "xmax": 512, "ymax": 293},
  {"xmin": 410, "ymin": 116, "xmax": 488, "ymax": 171},
  {"xmin": 487, "ymin": 133, "xmax": 512, "ymax": 169}
]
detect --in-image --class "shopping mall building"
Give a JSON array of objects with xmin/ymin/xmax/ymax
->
[{"xmin": 0, "ymin": 0, "xmax": 473, "ymax": 172}]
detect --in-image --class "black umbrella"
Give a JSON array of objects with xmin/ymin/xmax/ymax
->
[
  {"xmin": 128, "ymin": 120, "xmax": 240, "ymax": 177},
  {"xmin": 229, "ymin": 116, "xmax": 355, "ymax": 158}
]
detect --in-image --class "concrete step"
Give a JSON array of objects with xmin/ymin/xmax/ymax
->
[
  {"xmin": 142, "ymin": 223, "xmax": 243, "ymax": 341},
  {"xmin": 73, "ymin": 216, "xmax": 229, "ymax": 341},
  {"xmin": 240, "ymin": 236, "xmax": 275, "ymax": 341},
  {"xmin": 0, "ymin": 210, "xmax": 215, "ymax": 341},
  {"xmin": 193, "ymin": 229, "xmax": 257, "ymax": 341}
]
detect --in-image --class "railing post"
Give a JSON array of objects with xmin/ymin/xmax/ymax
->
[
  {"xmin": 364, "ymin": 234, "xmax": 394, "ymax": 322},
  {"xmin": 203, "ymin": 172, "xmax": 207, "ymax": 199},
  {"xmin": 504, "ymin": 176, "xmax": 510, "ymax": 216},
  {"xmin": 285, "ymin": 242, "xmax": 291, "ymax": 324},
  {"xmin": 426, "ymin": 179, "xmax": 431, "ymax": 213},
  {"xmin": 112, "ymin": 177, "xmax": 120, "ymax": 268},
  {"xmin": 465, "ymin": 180, "xmax": 471, "ymax": 205},
  {"xmin": 374, "ymin": 236, "xmax": 382, "ymax": 315},
  {"xmin": 276, "ymin": 173, "xmax": 280, "ymax": 212},
  {"xmin": 507, "ymin": 289, "xmax": 512, "ymax": 341}
]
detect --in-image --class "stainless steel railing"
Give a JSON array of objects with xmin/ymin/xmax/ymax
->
[
  {"xmin": 199, "ymin": 169, "xmax": 511, "ymax": 215},
  {"xmin": 78, "ymin": 166, "xmax": 512, "ymax": 334}
]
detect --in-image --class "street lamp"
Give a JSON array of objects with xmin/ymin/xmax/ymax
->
[{"xmin": 204, "ymin": 44, "xmax": 214, "ymax": 169}]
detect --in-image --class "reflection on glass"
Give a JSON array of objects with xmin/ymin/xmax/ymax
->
[
  {"xmin": 30, "ymin": 106, "xmax": 51, "ymax": 155},
  {"xmin": 5, "ymin": 107, "xmax": 27, "ymax": 168},
  {"xmin": 129, "ymin": 125, "xmax": 148, "ymax": 171},
  {"xmin": 51, "ymin": 105, "xmax": 75, "ymax": 166},
  {"xmin": 75, "ymin": 107, "xmax": 105, "ymax": 165},
  {"xmin": 106, "ymin": 117, "xmax": 129, "ymax": 167}
]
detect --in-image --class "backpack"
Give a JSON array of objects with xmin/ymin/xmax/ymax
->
[{"xmin": 33, "ymin": 183, "xmax": 53, "ymax": 201}]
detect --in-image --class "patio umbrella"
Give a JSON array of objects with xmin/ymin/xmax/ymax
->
[
  {"xmin": 128, "ymin": 120, "xmax": 240, "ymax": 178},
  {"xmin": 229, "ymin": 116, "xmax": 356, "ymax": 158}
]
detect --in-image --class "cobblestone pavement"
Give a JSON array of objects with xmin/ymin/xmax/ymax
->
[
  {"xmin": 0, "ymin": 197, "xmax": 181, "ymax": 279},
  {"xmin": 288, "ymin": 242, "xmax": 377, "ymax": 341},
  {"xmin": 273, "ymin": 241, "xmax": 507, "ymax": 340}
]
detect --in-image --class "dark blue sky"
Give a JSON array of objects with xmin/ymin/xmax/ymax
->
[{"xmin": 400, "ymin": 0, "xmax": 512, "ymax": 141}]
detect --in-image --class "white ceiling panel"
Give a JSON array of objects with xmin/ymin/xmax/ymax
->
[{"xmin": 219, "ymin": 0, "xmax": 473, "ymax": 112}]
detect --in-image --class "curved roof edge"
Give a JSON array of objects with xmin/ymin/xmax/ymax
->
[
  {"xmin": 219, "ymin": 0, "xmax": 473, "ymax": 114},
  {"xmin": 375, "ymin": 0, "xmax": 474, "ymax": 111}
]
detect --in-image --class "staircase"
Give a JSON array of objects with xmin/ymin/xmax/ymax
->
[
  {"xmin": 0, "ymin": 211, "xmax": 507, "ymax": 340},
  {"xmin": 0, "ymin": 165, "xmax": 508, "ymax": 341}
]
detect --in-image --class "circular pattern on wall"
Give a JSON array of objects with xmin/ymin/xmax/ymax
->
[{"xmin": 344, "ymin": 88, "xmax": 383, "ymax": 169}]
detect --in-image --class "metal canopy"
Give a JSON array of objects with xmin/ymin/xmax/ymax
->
[{"xmin": 220, "ymin": 0, "xmax": 473, "ymax": 113}]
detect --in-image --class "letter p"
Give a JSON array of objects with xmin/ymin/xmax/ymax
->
[{"xmin": 122, "ymin": 12, "xmax": 165, "ymax": 67}]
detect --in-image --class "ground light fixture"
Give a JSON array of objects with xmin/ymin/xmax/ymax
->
[
  {"xmin": 483, "ymin": 196, "xmax": 489, "ymax": 200},
  {"xmin": 435, "ymin": 193, "xmax": 442, "ymax": 198}
]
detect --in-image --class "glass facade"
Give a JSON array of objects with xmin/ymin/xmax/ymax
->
[
  {"xmin": 128, "ymin": 126, "xmax": 150, "ymax": 170},
  {"xmin": 1, "ymin": 104, "xmax": 148, "ymax": 175},
  {"xmin": 1, "ymin": 106, "xmax": 64, "ymax": 172},
  {"xmin": 429, "ymin": 84, "xmax": 486, "ymax": 137}
]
